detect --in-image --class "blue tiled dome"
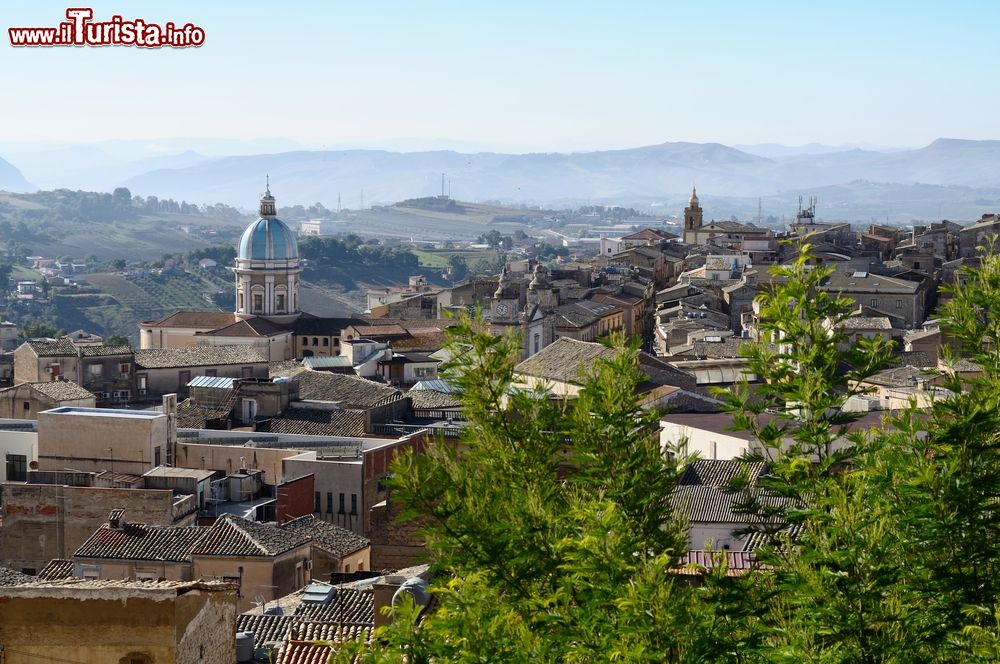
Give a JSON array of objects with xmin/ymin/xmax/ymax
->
[{"xmin": 238, "ymin": 217, "xmax": 298, "ymax": 261}]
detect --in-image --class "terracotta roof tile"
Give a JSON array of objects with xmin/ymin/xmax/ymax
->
[
  {"xmin": 5, "ymin": 381, "xmax": 96, "ymax": 402},
  {"xmin": 74, "ymin": 523, "xmax": 207, "ymax": 562},
  {"xmin": 256, "ymin": 408, "xmax": 368, "ymax": 438},
  {"xmin": 193, "ymin": 515, "xmax": 312, "ymax": 558},
  {"xmin": 37, "ymin": 559, "xmax": 74, "ymax": 581},
  {"xmin": 135, "ymin": 346, "xmax": 268, "ymax": 369},
  {"xmin": 408, "ymin": 389, "xmax": 462, "ymax": 410},
  {"xmin": 293, "ymin": 588, "xmax": 374, "ymax": 625},
  {"xmin": 141, "ymin": 311, "xmax": 237, "ymax": 329},
  {"xmin": 197, "ymin": 317, "xmax": 292, "ymax": 338},
  {"xmin": 275, "ymin": 641, "xmax": 334, "ymax": 664},
  {"xmin": 274, "ymin": 368, "xmax": 401, "ymax": 410},
  {"xmin": 281, "ymin": 516, "xmax": 370, "ymax": 558},
  {"xmin": 0, "ymin": 567, "xmax": 33, "ymax": 586}
]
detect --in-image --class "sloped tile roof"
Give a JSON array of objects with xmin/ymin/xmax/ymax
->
[
  {"xmin": 291, "ymin": 621, "xmax": 371, "ymax": 644},
  {"xmin": 293, "ymin": 588, "xmax": 374, "ymax": 625},
  {"xmin": 515, "ymin": 337, "xmax": 696, "ymax": 392},
  {"xmin": 670, "ymin": 485, "xmax": 790, "ymax": 525},
  {"xmin": 13, "ymin": 381, "xmax": 96, "ymax": 402},
  {"xmin": 408, "ymin": 389, "xmax": 462, "ymax": 410},
  {"xmin": 24, "ymin": 339, "xmax": 76, "ymax": 356},
  {"xmin": 840, "ymin": 316, "xmax": 892, "ymax": 330},
  {"xmin": 679, "ymin": 459, "xmax": 768, "ymax": 488},
  {"xmin": 275, "ymin": 641, "xmax": 333, "ymax": 664},
  {"xmin": 0, "ymin": 567, "xmax": 33, "ymax": 586},
  {"xmin": 256, "ymin": 408, "xmax": 368, "ymax": 438},
  {"xmin": 78, "ymin": 344, "xmax": 133, "ymax": 357},
  {"xmin": 237, "ymin": 591, "xmax": 375, "ymax": 647},
  {"xmin": 135, "ymin": 346, "xmax": 268, "ymax": 369},
  {"xmin": 689, "ymin": 338, "xmax": 752, "ymax": 359},
  {"xmin": 197, "ymin": 317, "xmax": 291, "ymax": 338},
  {"xmin": 865, "ymin": 364, "xmax": 940, "ymax": 388},
  {"xmin": 37, "ymin": 558, "xmax": 74, "ymax": 580},
  {"xmin": 280, "ymin": 516, "xmax": 370, "ymax": 558},
  {"xmin": 514, "ymin": 337, "xmax": 617, "ymax": 384},
  {"xmin": 275, "ymin": 368, "xmax": 401, "ymax": 409},
  {"xmin": 141, "ymin": 311, "xmax": 238, "ymax": 329},
  {"xmin": 622, "ymin": 228, "xmax": 677, "ymax": 241},
  {"xmin": 237, "ymin": 613, "xmax": 295, "ymax": 645},
  {"xmin": 193, "ymin": 515, "xmax": 312, "ymax": 558},
  {"xmin": 174, "ymin": 398, "xmax": 230, "ymax": 429},
  {"xmin": 74, "ymin": 523, "xmax": 208, "ymax": 562}
]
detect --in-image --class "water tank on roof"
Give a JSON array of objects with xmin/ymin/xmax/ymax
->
[
  {"xmin": 392, "ymin": 577, "xmax": 431, "ymax": 609},
  {"xmin": 236, "ymin": 632, "xmax": 254, "ymax": 663}
]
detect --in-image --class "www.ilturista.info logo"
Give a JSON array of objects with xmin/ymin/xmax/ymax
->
[{"xmin": 8, "ymin": 8, "xmax": 205, "ymax": 48}]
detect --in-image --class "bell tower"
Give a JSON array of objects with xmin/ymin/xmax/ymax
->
[
  {"xmin": 491, "ymin": 266, "xmax": 520, "ymax": 327},
  {"xmin": 683, "ymin": 186, "xmax": 703, "ymax": 244}
]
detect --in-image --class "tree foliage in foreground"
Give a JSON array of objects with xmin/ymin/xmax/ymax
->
[{"xmin": 334, "ymin": 246, "xmax": 1000, "ymax": 663}]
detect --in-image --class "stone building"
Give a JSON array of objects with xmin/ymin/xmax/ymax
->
[
  {"xmin": 1, "ymin": 476, "xmax": 197, "ymax": 574},
  {"xmin": 820, "ymin": 268, "xmax": 928, "ymax": 329},
  {"xmin": 13, "ymin": 339, "xmax": 136, "ymax": 404},
  {"xmin": 0, "ymin": 579, "xmax": 236, "ymax": 664},
  {"xmin": 0, "ymin": 380, "xmax": 96, "ymax": 420},
  {"xmin": 37, "ymin": 406, "xmax": 174, "ymax": 476}
]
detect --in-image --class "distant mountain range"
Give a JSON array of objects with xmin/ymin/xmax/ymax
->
[
  {"xmin": 4, "ymin": 138, "xmax": 1000, "ymax": 221},
  {"xmin": 0, "ymin": 156, "xmax": 35, "ymax": 192}
]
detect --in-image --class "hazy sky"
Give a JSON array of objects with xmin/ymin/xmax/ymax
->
[{"xmin": 2, "ymin": 1, "xmax": 996, "ymax": 152}]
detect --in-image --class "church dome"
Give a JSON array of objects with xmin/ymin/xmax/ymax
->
[
  {"xmin": 238, "ymin": 183, "xmax": 299, "ymax": 261},
  {"xmin": 238, "ymin": 218, "xmax": 298, "ymax": 260}
]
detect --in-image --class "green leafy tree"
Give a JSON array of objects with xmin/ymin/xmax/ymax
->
[
  {"xmin": 326, "ymin": 244, "xmax": 1000, "ymax": 663},
  {"xmin": 446, "ymin": 255, "xmax": 468, "ymax": 282},
  {"xmin": 20, "ymin": 320, "xmax": 60, "ymax": 338},
  {"xmin": 715, "ymin": 244, "xmax": 907, "ymax": 662},
  {"xmin": 872, "ymin": 249, "xmax": 1000, "ymax": 658},
  {"xmin": 336, "ymin": 318, "xmax": 740, "ymax": 662}
]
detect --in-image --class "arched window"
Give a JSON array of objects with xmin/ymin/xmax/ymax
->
[{"xmin": 119, "ymin": 653, "xmax": 153, "ymax": 664}]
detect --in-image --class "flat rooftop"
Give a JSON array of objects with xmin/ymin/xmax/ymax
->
[
  {"xmin": 142, "ymin": 466, "xmax": 216, "ymax": 481},
  {"xmin": 41, "ymin": 406, "xmax": 165, "ymax": 419}
]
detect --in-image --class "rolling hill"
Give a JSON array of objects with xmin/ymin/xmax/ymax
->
[{"xmin": 116, "ymin": 139, "xmax": 1000, "ymax": 210}]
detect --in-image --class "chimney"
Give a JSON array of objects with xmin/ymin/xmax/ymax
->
[
  {"xmin": 163, "ymin": 394, "xmax": 177, "ymax": 466},
  {"xmin": 108, "ymin": 509, "xmax": 125, "ymax": 530}
]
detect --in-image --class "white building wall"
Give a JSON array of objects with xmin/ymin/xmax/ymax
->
[
  {"xmin": 0, "ymin": 429, "xmax": 39, "ymax": 482},
  {"xmin": 659, "ymin": 422, "xmax": 750, "ymax": 460}
]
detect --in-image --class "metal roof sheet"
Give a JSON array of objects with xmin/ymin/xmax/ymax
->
[{"xmin": 187, "ymin": 375, "xmax": 238, "ymax": 389}]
